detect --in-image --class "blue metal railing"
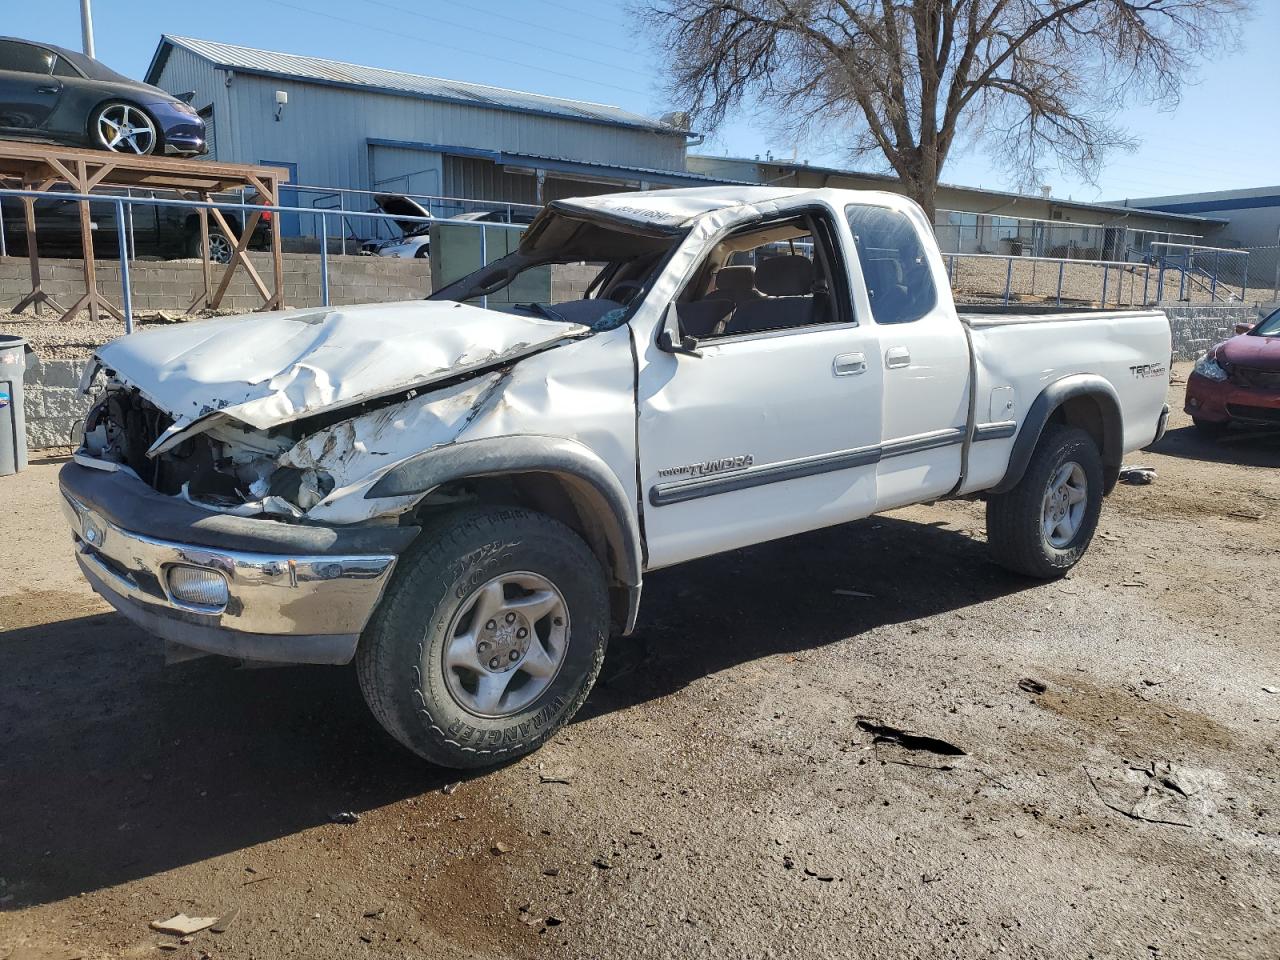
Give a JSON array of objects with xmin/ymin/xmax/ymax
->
[
  {"xmin": 947, "ymin": 251, "xmax": 1156, "ymax": 308},
  {"xmin": 0, "ymin": 186, "xmax": 524, "ymax": 333}
]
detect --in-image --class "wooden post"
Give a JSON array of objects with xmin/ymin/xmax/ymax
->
[
  {"xmin": 268, "ymin": 175, "xmax": 284, "ymax": 309},
  {"xmin": 77, "ymin": 160, "xmax": 100, "ymax": 323},
  {"xmin": 187, "ymin": 198, "xmax": 213, "ymax": 314},
  {"xmin": 11, "ymin": 193, "xmax": 65, "ymax": 316}
]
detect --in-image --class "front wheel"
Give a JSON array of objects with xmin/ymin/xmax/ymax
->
[
  {"xmin": 986, "ymin": 425, "xmax": 1104, "ymax": 579},
  {"xmin": 356, "ymin": 506, "xmax": 609, "ymax": 768},
  {"xmin": 90, "ymin": 101, "xmax": 159, "ymax": 155}
]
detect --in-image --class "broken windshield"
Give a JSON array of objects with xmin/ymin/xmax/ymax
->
[{"xmin": 428, "ymin": 208, "xmax": 684, "ymax": 330}]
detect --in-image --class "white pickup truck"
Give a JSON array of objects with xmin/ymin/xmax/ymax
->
[{"xmin": 61, "ymin": 187, "xmax": 1172, "ymax": 767}]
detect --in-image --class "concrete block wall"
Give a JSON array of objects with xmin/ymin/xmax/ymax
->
[
  {"xmin": 1, "ymin": 253, "xmax": 432, "ymax": 314},
  {"xmin": 23, "ymin": 355, "xmax": 91, "ymax": 450},
  {"xmin": 1161, "ymin": 303, "xmax": 1260, "ymax": 361}
]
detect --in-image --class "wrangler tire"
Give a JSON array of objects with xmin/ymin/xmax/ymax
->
[
  {"xmin": 356, "ymin": 505, "xmax": 609, "ymax": 768},
  {"xmin": 986, "ymin": 425, "xmax": 1103, "ymax": 579}
]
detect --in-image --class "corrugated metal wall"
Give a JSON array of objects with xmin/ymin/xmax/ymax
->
[
  {"xmin": 154, "ymin": 46, "xmax": 232, "ymax": 161},
  {"xmin": 441, "ymin": 156, "xmax": 537, "ymax": 204},
  {"xmin": 370, "ymin": 144, "xmax": 443, "ymax": 197},
  {"xmin": 217, "ymin": 73, "xmax": 684, "ymax": 199}
]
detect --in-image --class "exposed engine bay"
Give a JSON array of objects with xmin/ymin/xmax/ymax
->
[{"xmin": 81, "ymin": 382, "xmax": 337, "ymax": 519}]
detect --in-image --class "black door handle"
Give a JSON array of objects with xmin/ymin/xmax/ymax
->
[{"xmin": 36, "ymin": 85, "xmax": 60, "ymax": 94}]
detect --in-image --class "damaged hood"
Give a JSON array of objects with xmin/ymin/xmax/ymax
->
[{"xmin": 94, "ymin": 300, "xmax": 589, "ymax": 441}]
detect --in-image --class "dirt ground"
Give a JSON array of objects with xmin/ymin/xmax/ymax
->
[{"xmin": 1, "ymin": 367, "xmax": 1277, "ymax": 960}]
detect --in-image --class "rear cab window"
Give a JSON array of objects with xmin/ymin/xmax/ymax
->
[{"xmin": 845, "ymin": 204, "xmax": 937, "ymax": 325}]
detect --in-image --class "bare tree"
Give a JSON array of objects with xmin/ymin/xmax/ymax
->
[{"xmin": 638, "ymin": 0, "xmax": 1250, "ymax": 218}]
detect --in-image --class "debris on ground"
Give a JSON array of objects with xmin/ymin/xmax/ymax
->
[
  {"xmin": 329, "ymin": 811, "xmax": 360, "ymax": 824},
  {"xmin": 362, "ymin": 908, "xmax": 385, "ymax": 920},
  {"xmin": 442, "ymin": 782, "xmax": 460, "ymax": 795},
  {"xmin": 538, "ymin": 771, "xmax": 573, "ymax": 785},
  {"xmin": 802, "ymin": 867, "xmax": 835, "ymax": 881},
  {"xmin": 1263, "ymin": 686, "xmax": 1278, "ymax": 694},
  {"xmin": 1018, "ymin": 678, "xmax": 1048, "ymax": 695},
  {"xmin": 149, "ymin": 914, "xmax": 218, "ymax": 936},
  {"xmin": 1083, "ymin": 761, "xmax": 1222, "ymax": 828},
  {"xmin": 856, "ymin": 719, "xmax": 966, "ymax": 756},
  {"xmin": 492, "ymin": 842, "xmax": 511, "ymax": 855},
  {"xmin": 210, "ymin": 908, "xmax": 239, "ymax": 933},
  {"xmin": 833, "ymin": 588, "xmax": 875, "ymax": 598},
  {"xmin": 1119, "ymin": 465, "xmax": 1157, "ymax": 485}
]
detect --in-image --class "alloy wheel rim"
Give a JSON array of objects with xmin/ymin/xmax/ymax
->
[
  {"xmin": 208, "ymin": 234, "xmax": 233, "ymax": 263},
  {"xmin": 1042, "ymin": 461, "xmax": 1087, "ymax": 548},
  {"xmin": 440, "ymin": 571, "xmax": 569, "ymax": 719},
  {"xmin": 97, "ymin": 105, "xmax": 156, "ymax": 155}
]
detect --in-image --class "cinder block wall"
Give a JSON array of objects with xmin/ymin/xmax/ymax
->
[
  {"xmin": 23, "ymin": 355, "xmax": 91, "ymax": 450},
  {"xmin": 1162, "ymin": 304, "xmax": 1260, "ymax": 361},
  {"xmin": 1, "ymin": 253, "xmax": 431, "ymax": 314}
]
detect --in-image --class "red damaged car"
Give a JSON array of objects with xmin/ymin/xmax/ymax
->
[{"xmin": 1185, "ymin": 308, "xmax": 1280, "ymax": 436}]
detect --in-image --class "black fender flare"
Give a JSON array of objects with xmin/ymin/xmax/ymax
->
[
  {"xmin": 367, "ymin": 435, "xmax": 644, "ymax": 630},
  {"xmin": 991, "ymin": 374, "xmax": 1124, "ymax": 495}
]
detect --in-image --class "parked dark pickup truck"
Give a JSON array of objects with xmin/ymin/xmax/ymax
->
[{"xmin": 0, "ymin": 190, "xmax": 271, "ymax": 263}]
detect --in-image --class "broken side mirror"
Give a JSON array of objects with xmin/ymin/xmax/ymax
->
[{"xmin": 656, "ymin": 303, "xmax": 703, "ymax": 358}]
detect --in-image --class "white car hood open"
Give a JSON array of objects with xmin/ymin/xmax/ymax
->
[{"xmin": 93, "ymin": 299, "xmax": 589, "ymax": 444}]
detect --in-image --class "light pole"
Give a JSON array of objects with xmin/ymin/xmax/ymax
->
[{"xmin": 80, "ymin": 0, "xmax": 95, "ymax": 58}]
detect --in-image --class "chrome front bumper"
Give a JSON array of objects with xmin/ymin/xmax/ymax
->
[{"xmin": 61, "ymin": 490, "xmax": 398, "ymax": 665}]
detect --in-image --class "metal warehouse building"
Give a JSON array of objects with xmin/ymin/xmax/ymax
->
[
  {"xmin": 1117, "ymin": 186, "xmax": 1280, "ymax": 248},
  {"xmin": 689, "ymin": 155, "xmax": 1224, "ymax": 260},
  {"xmin": 145, "ymin": 35, "xmax": 710, "ymax": 234}
]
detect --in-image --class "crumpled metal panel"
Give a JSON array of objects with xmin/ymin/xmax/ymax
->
[
  {"xmin": 92, "ymin": 299, "xmax": 588, "ymax": 436},
  {"xmin": 286, "ymin": 326, "xmax": 639, "ymax": 525},
  {"xmin": 550, "ymin": 186, "xmax": 806, "ymax": 232}
]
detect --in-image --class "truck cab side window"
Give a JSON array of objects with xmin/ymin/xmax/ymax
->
[
  {"xmin": 845, "ymin": 204, "xmax": 937, "ymax": 325},
  {"xmin": 0, "ymin": 40, "xmax": 56, "ymax": 76},
  {"xmin": 680, "ymin": 212, "xmax": 847, "ymax": 339}
]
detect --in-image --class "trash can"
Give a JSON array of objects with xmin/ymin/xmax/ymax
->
[{"xmin": 0, "ymin": 334, "xmax": 31, "ymax": 476}]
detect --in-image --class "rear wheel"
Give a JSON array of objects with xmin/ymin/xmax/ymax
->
[
  {"xmin": 356, "ymin": 506, "xmax": 609, "ymax": 768},
  {"xmin": 986, "ymin": 425, "xmax": 1103, "ymax": 579},
  {"xmin": 183, "ymin": 227, "xmax": 234, "ymax": 263}
]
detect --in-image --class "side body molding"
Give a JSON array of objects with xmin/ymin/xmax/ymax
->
[
  {"xmin": 368, "ymin": 435, "xmax": 644, "ymax": 627},
  {"xmin": 992, "ymin": 374, "xmax": 1124, "ymax": 495}
]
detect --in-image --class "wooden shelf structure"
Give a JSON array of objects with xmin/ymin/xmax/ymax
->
[{"xmin": 0, "ymin": 142, "xmax": 288, "ymax": 323}]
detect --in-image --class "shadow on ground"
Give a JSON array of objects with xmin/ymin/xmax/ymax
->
[
  {"xmin": 1151, "ymin": 423, "xmax": 1280, "ymax": 468},
  {"xmin": 0, "ymin": 514, "xmax": 1033, "ymax": 907}
]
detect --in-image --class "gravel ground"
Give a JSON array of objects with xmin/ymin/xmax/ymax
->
[
  {"xmin": 1, "ymin": 309, "xmax": 233, "ymax": 361},
  {"xmin": 0, "ymin": 368, "xmax": 1277, "ymax": 960}
]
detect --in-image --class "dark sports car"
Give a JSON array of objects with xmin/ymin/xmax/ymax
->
[{"xmin": 0, "ymin": 36, "xmax": 205, "ymax": 156}]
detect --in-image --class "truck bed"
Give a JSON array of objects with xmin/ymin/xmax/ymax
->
[{"xmin": 957, "ymin": 305, "xmax": 1167, "ymax": 328}]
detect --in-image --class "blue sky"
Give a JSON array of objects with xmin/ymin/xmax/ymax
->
[{"xmin": 9, "ymin": 0, "xmax": 1275, "ymax": 202}]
